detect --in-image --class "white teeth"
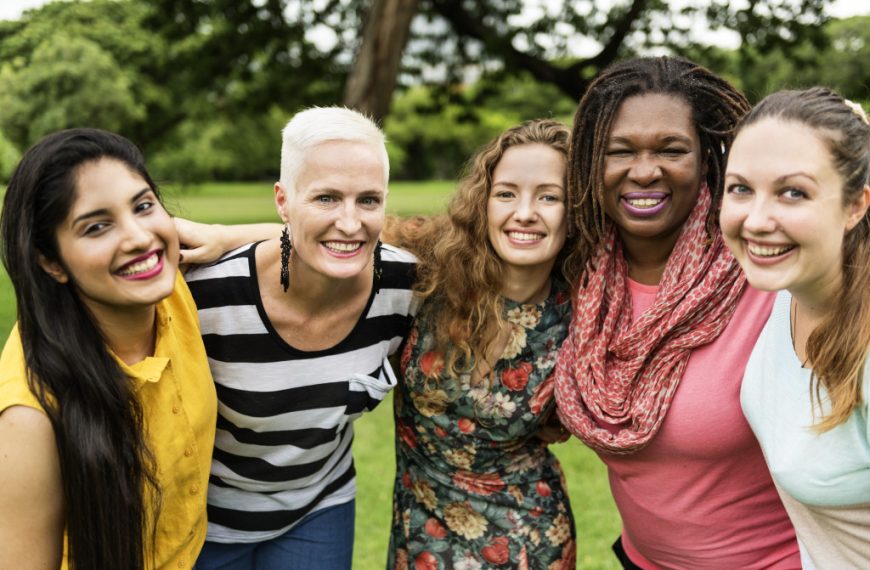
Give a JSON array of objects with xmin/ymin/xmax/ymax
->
[
  {"xmin": 747, "ymin": 243, "xmax": 794, "ymax": 257},
  {"xmin": 507, "ymin": 231, "xmax": 543, "ymax": 241},
  {"xmin": 323, "ymin": 241, "xmax": 362, "ymax": 252},
  {"xmin": 627, "ymin": 198, "xmax": 664, "ymax": 208},
  {"xmin": 118, "ymin": 252, "xmax": 159, "ymax": 276}
]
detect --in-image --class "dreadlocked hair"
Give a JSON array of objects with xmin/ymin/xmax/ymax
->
[
  {"xmin": 406, "ymin": 119, "xmax": 578, "ymax": 379},
  {"xmin": 568, "ymin": 56, "xmax": 750, "ymax": 268},
  {"xmin": 735, "ymin": 87, "xmax": 870, "ymax": 431}
]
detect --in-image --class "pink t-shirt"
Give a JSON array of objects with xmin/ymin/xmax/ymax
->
[{"xmin": 599, "ymin": 281, "xmax": 800, "ymax": 569}]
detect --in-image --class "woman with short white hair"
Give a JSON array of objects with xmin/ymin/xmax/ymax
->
[{"xmin": 187, "ymin": 107, "xmax": 417, "ymax": 569}]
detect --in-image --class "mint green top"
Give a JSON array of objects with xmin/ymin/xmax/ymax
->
[{"xmin": 741, "ymin": 290, "xmax": 870, "ymax": 567}]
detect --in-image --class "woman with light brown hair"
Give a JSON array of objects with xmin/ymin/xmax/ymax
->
[
  {"xmin": 721, "ymin": 87, "xmax": 870, "ymax": 567},
  {"xmin": 387, "ymin": 119, "xmax": 581, "ymax": 569}
]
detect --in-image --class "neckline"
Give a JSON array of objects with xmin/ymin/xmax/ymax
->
[
  {"xmin": 247, "ymin": 240, "xmax": 377, "ymax": 356},
  {"xmin": 786, "ymin": 293, "xmax": 811, "ymax": 370},
  {"xmin": 626, "ymin": 276, "xmax": 660, "ymax": 295}
]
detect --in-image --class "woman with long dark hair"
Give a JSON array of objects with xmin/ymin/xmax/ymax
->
[
  {"xmin": 554, "ymin": 56, "xmax": 801, "ymax": 568},
  {"xmin": 722, "ymin": 87, "xmax": 870, "ymax": 567},
  {"xmin": 0, "ymin": 128, "xmax": 216, "ymax": 569}
]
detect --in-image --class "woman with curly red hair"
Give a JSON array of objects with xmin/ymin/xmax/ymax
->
[{"xmin": 386, "ymin": 119, "xmax": 581, "ymax": 569}]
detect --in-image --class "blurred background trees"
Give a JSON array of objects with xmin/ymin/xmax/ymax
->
[{"xmin": 0, "ymin": 0, "xmax": 867, "ymax": 184}]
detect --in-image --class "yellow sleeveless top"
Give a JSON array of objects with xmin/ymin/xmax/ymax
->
[{"xmin": 0, "ymin": 274, "xmax": 217, "ymax": 569}]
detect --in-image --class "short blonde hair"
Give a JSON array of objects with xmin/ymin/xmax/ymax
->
[{"xmin": 279, "ymin": 106, "xmax": 389, "ymax": 191}]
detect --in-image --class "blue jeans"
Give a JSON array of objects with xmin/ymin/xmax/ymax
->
[{"xmin": 195, "ymin": 501, "xmax": 355, "ymax": 570}]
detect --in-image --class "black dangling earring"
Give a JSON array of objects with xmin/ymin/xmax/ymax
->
[
  {"xmin": 373, "ymin": 240, "xmax": 383, "ymax": 293},
  {"xmin": 280, "ymin": 225, "xmax": 292, "ymax": 292}
]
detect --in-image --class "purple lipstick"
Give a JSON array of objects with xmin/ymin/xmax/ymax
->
[{"xmin": 621, "ymin": 192, "xmax": 669, "ymax": 217}]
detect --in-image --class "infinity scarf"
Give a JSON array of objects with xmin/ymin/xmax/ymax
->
[{"xmin": 555, "ymin": 185, "xmax": 746, "ymax": 454}]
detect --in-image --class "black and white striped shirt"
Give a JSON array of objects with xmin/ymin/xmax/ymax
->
[{"xmin": 185, "ymin": 242, "xmax": 417, "ymax": 543}]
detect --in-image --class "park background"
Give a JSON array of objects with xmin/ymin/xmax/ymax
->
[{"xmin": 0, "ymin": 0, "xmax": 868, "ymax": 567}]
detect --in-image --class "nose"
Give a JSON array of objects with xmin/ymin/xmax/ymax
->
[
  {"xmin": 513, "ymin": 194, "xmax": 539, "ymax": 223},
  {"xmin": 627, "ymin": 154, "xmax": 662, "ymax": 186},
  {"xmin": 120, "ymin": 216, "xmax": 153, "ymax": 251},
  {"xmin": 335, "ymin": 201, "xmax": 362, "ymax": 235},
  {"xmin": 742, "ymin": 196, "xmax": 777, "ymax": 234}
]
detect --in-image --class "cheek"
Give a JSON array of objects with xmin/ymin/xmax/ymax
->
[
  {"xmin": 717, "ymin": 201, "xmax": 740, "ymax": 236},
  {"xmin": 486, "ymin": 202, "xmax": 501, "ymax": 234},
  {"xmin": 364, "ymin": 211, "xmax": 386, "ymax": 237}
]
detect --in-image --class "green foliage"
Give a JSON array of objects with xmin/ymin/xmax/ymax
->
[
  {"xmin": 0, "ymin": 33, "xmax": 146, "ymax": 145},
  {"xmin": 150, "ymin": 108, "xmax": 287, "ymax": 184},
  {"xmin": 0, "ymin": 0, "xmax": 168, "ymax": 149},
  {"xmin": 684, "ymin": 15, "xmax": 870, "ymax": 104},
  {"xmin": 386, "ymin": 73, "xmax": 575, "ymax": 180},
  {"xmin": 0, "ymin": 130, "xmax": 20, "ymax": 184},
  {"xmin": 0, "ymin": 0, "xmax": 862, "ymax": 184}
]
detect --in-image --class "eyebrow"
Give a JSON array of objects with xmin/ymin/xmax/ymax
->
[
  {"xmin": 725, "ymin": 172, "xmax": 819, "ymax": 184},
  {"xmin": 72, "ymin": 187, "xmax": 153, "ymax": 226},
  {"xmin": 608, "ymin": 135, "xmax": 693, "ymax": 145},
  {"xmin": 306, "ymin": 187, "xmax": 386, "ymax": 196},
  {"xmin": 491, "ymin": 181, "xmax": 564, "ymax": 189}
]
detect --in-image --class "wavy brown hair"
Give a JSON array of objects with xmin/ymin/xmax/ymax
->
[
  {"xmin": 389, "ymin": 119, "xmax": 578, "ymax": 377},
  {"xmin": 735, "ymin": 87, "xmax": 870, "ymax": 431},
  {"xmin": 569, "ymin": 56, "xmax": 750, "ymax": 266}
]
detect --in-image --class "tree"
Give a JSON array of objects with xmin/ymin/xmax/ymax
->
[
  {"xmin": 0, "ymin": 0, "xmax": 168, "ymax": 149},
  {"xmin": 343, "ymin": 0, "xmax": 419, "ymax": 121},
  {"xmin": 683, "ymin": 15, "xmax": 870, "ymax": 104},
  {"xmin": 143, "ymin": 0, "xmax": 830, "ymax": 121}
]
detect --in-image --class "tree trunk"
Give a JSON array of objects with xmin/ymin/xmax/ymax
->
[{"xmin": 343, "ymin": 0, "xmax": 419, "ymax": 123}]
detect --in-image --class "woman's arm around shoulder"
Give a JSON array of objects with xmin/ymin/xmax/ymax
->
[
  {"xmin": 0, "ymin": 406, "xmax": 64, "ymax": 569},
  {"xmin": 175, "ymin": 217, "xmax": 282, "ymax": 265}
]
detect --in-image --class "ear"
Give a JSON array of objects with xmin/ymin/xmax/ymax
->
[
  {"xmin": 274, "ymin": 182, "xmax": 291, "ymax": 224},
  {"xmin": 37, "ymin": 254, "xmax": 69, "ymax": 284},
  {"xmin": 845, "ymin": 184, "xmax": 870, "ymax": 231}
]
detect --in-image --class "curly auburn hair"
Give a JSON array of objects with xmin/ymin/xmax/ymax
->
[
  {"xmin": 400, "ymin": 119, "xmax": 579, "ymax": 378},
  {"xmin": 569, "ymin": 56, "xmax": 750, "ymax": 264}
]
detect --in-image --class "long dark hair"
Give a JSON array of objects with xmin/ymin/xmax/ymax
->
[
  {"xmin": 569, "ymin": 56, "xmax": 750, "ymax": 265},
  {"xmin": 735, "ymin": 88, "xmax": 870, "ymax": 431},
  {"xmin": 1, "ymin": 128, "xmax": 162, "ymax": 569}
]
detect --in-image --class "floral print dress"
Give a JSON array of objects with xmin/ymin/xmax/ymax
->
[{"xmin": 389, "ymin": 281, "xmax": 576, "ymax": 570}]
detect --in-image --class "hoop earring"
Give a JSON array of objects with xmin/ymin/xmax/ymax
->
[
  {"xmin": 373, "ymin": 240, "xmax": 383, "ymax": 293},
  {"xmin": 280, "ymin": 225, "xmax": 292, "ymax": 292}
]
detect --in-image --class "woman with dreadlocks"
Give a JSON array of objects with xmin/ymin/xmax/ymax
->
[{"xmin": 554, "ymin": 56, "xmax": 801, "ymax": 568}]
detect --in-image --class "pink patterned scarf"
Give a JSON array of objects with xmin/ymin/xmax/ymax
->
[{"xmin": 555, "ymin": 185, "xmax": 746, "ymax": 454}]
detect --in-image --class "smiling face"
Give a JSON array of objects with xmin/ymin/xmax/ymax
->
[
  {"xmin": 45, "ymin": 158, "xmax": 179, "ymax": 316},
  {"xmin": 486, "ymin": 143, "xmax": 568, "ymax": 280},
  {"xmin": 277, "ymin": 139, "xmax": 387, "ymax": 282},
  {"xmin": 603, "ymin": 93, "xmax": 706, "ymax": 254},
  {"xmin": 721, "ymin": 118, "xmax": 868, "ymax": 303}
]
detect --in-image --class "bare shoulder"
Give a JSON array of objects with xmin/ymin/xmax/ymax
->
[
  {"xmin": 0, "ymin": 405, "xmax": 55, "ymax": 445},
  {"xmin": 0, "ymin": 406, "xmax": 64, "ymax": 568},
  {"xmin": 0, "ymin": 404, "xmax": 61, "ymax": 490}
]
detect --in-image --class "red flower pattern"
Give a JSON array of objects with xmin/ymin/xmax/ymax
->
[
  {"xmin": 501, "ymin": 361, "xmax": 533, "ymax": 391},
  {"xmin": 424, "ymin": 517, "xmax": 447, "ymax": 539},
  {"xmin": 414, "ymin": 552, "xmax": 438, "ymax": 570},
  {"xmin": 457, "ymin": 417, "xmax": 475, "ymax": 433},
  {"xmin": 480, "ymin": 536, "xmax": 510, "ymax": 565},
  {"xmin": 397, "ymin": 421, "xmax": 417, "ymax": 449},
  {"xmin": 419, "ymin": 350, "xmax": 445, "ymax": 377}
]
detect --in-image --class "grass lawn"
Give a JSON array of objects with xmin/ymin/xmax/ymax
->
[{"xmin": 0, "ymin": 181, "xmax": 620, "ymax": 569}]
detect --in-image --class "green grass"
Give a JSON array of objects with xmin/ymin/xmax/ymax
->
[
  {"xmin": 0, "ymin": 181, "xmax": 620, "ymax": 569},
  {"xmin": 161, "ymin": 180, "xmax": 456, "ymax": 223}
]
